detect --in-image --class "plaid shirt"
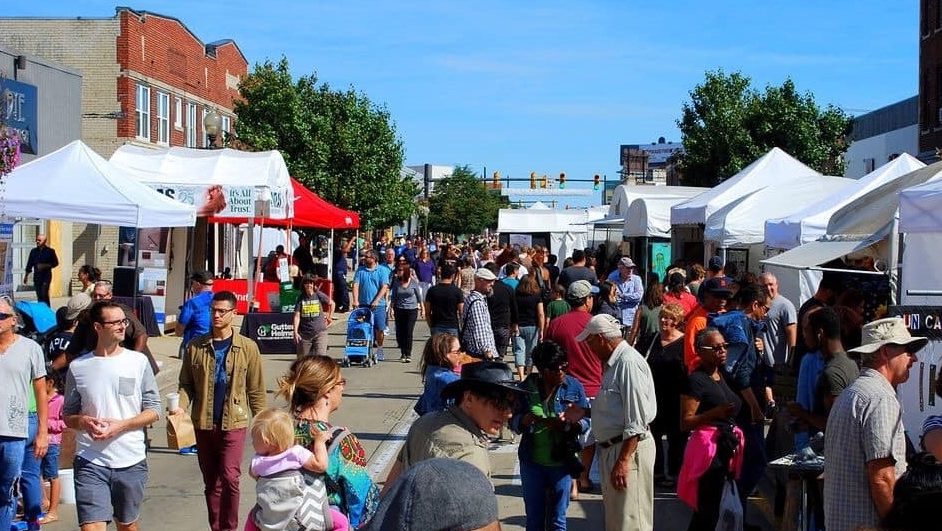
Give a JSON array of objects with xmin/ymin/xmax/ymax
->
[
  {"xmin": 823, "ymin": 368, "xmax": 907, "ymax": 531},
  {"xmin": 460, "ymin": 291, "xmax": 496, "ymax": 358}
]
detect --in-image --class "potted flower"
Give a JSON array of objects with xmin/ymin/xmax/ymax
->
[{"xmin": 0, "ymin": 127, "xmax": 20, "ymax": 177}]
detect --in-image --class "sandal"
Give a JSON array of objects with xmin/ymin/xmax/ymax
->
[{"xmin": 40, "ymin": 513, "xmax": 59, "ymax": 524}]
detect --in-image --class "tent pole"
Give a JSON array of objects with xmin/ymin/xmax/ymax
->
[
  {"xmin": 247, "ymin": 218, "xmax": 255, "ymax": 311},
  {"xmin": 328, "ymin": 229, "xmax": 334, "ymax": 281},
  {"xmin": 889, "ymin": 216, "xmax": 901, "ymax": 305}
]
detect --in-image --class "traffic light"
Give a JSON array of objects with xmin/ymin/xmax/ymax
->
[
  {"xmin": 541, "ymin": 174, "xmax": 548, "ymax": 188},
  {"xmin": 558, "ymin": 172, "xmax": 566, "ymax": 189},
  {"xmin": 530, "ymin": 171, "xmax": 537, "ymax": 189},
  {"xmin": 492, "ymin": 171, "xmax": 501, "ymax": 189},
  {"xmin": 593, "ymin": 174, "xmax": 601, "ymax": 190}
]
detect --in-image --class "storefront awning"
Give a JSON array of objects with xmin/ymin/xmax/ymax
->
[{"xmin": 761, "ymin": 239, "xmax": 884, "ymax": 275}]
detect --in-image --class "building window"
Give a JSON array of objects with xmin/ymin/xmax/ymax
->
[
  {"xmin": 864, "ymin": 158, "xmax": 876, "ymax": 173},
  {"xmin": 203, "ymin": 108, "xmax": 211, "ymax": 148},
  {"xmin": 174, "ymin": 97, "xmax": 183, "ymax": 128},
  {"xmin": 221, "ymin": 115, "xmax": 231, "ymax": 135},
  {"xmin": 156, "ymin": 92, "xmax": 170, "ymax": 144},
  {"xmin": 186, "ymin": 102, "xmax": 197, "ymax": 147},
  {"xmin": 135, "ymin": 84, "xmax": 150, "ymax": 141}
]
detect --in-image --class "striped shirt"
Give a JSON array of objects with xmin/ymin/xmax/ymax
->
[{"xmin": 823, "ymin": 368, "xmax": 907, "ymax": 531}]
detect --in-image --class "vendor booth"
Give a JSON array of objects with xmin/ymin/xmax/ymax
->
[
  {"xmin": 624, "ymin": 191, "xmax": 705, "ymax": 281},
  {"xmin": 762, "ymin": 159, "xmax": 942, "ymax": 306},
  {"xmin": 497, "ymin": 205, "xmax": 598, "ymax": 260},
  {"xmin": 4, "ymin": 140, "xmax": 197, "ymax": 327},
  {"xmin": 110, "ymin": 145, "xmax": 294, "ymax": 335},
  {"xmin": 893, "ymin": 171, "xmax": 942, "ymax": 446},
  {"xmin": 671, "ymin": 147, "xmax": 825, "ymax": 267}
]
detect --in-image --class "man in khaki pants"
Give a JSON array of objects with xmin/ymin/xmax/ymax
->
[{"xmin": 578, "ymin": 314, "xmax": 657, "ymax": 531}]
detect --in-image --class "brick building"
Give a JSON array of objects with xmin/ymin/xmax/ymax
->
[
  {"xmin": 0, "ymin": 7, "xmax": 247, "ymax": 294},
  {"xmin": 920, "ymin": 0, "xmax": 942, "ymax": 157}
]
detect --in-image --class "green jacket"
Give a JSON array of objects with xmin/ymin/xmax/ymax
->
[{"xmin": 178, "ymin": 331, "xmax": 267, "ymax": 430}]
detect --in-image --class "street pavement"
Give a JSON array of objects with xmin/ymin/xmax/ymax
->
[{"xmin": 40, "ymin": 301, "xmax": 775, "ymax": 530}]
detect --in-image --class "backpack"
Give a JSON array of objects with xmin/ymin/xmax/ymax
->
[{"xmin": 708, "ymin": 310, "xmax": 751, "ymax": 373}]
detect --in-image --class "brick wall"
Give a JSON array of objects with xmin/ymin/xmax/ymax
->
[{"xmin": 920, "ymin": 0, "xmax": 942, "ymax": 153}]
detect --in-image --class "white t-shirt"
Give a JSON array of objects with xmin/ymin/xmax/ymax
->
[
  {"xmin": 0, "ymin": 336, "xmax": 46, "ymax": 438},
  {"xmin": 64, "ymin": 348, "xmax": 161, "ymax": 467},
  {"xmin": 761, "ymin": 294, "xmax": 797, "ymax": 366}
]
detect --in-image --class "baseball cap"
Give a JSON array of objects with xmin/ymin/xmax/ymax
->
[
  {"xmin": 566, "ymin": 280, "xmax": 598, "ymax": 299},
  {"xmin": 699, "ymin": 276, "xmax": 734, "ymax": 299},
  {"xmin": 575, "ymin": 313, "xmax": 624, "ymax": 342},
  {"xmin": 364, "ymin": 458, "xmax": 499, "ymax": 531},
  {"xmin": 848, "ymin": 317, "xmax": 929, "ymax": 355},
  {"xmin": 474, "ymin": 268, "xmax": 497, "ymax": 281},
  {"xmin": 708, "ymin": 255, "xmax": 724, "ymax": 271},
  {"xmin": 65, "ymin": 292, "xmax": 92, "ymax": 320}
]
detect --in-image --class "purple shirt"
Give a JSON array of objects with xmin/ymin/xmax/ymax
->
[
  {"xmin": 251, "ymin": 445, "xmax": 314, "ymax": 477},
  {"xmin": 414, "ymin": 259, "xmax": 436, "ymax": 283}
]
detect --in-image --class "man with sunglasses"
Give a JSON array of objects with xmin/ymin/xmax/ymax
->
[
  {"xmin": 0, "ymin": 298, "xmax": 48, "ymax": 531},
  {"xmin": 63, "ymin": 301, "xmax": 160, "ymax": 531},
  {"xmin": 173, "ymin": 291, "xmax": 266, "ymax": 531},
  {"xmin": 23, "ymin": 234, "xmax": 58, "ymax": 306},
  {"xmin": 175, "ymin": 270, "xmax": 215, "ymax": 356},
  {"xmin": 383, "ymin": 361, "xmax": 526, "ymax": 489}
]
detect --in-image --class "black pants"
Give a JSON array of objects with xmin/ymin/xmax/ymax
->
[
  {"xmin": 34, "ymin": 279, "xmax": 50, "ymax": 306},
  {"xmin": 652, "ymin": 423, "xmax": 687, "ymax": 478},
  {"xmin": 493, "ymin": 326, "xmax": 511, "ymax": 358},
  {"xmin": 333, "ymin": 272, "xmax": 349, "ymax": 311},
  {"xmin": 687, "ymin": 461, "xmax": 727, "ymax": 531},
  {"xmin": 394, "ymin": 308, "xmax": 418, "ymax": 358}
]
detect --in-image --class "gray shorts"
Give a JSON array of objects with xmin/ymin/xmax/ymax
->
[{"xmin": 74, "ymin": 456, "xmax": 148, "ymax": 526}]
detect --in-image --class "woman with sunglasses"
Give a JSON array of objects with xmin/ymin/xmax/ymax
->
[
  {"xmin": 511, "ymin": 341, "xmax": 590, "ymax": 530},
  {"xmin": 277, "ymin": 355, "xmax": 379, "ymax": 529},
  {"xmin": 678, "ymin": 327, "xmax": 745, "ymax": 531}
]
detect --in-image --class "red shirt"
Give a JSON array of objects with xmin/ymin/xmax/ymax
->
[
  {"xmin": 546, "ymin": 310, "xmax": 601, "ymax": 397},
  {"xmin": 663, "ymin": 291, "xmax": 698, "ymax": 319}
]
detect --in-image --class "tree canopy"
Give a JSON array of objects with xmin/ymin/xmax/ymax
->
[
  {"xmin": 677, "ymin": 70, "xmax": 852, "ymax": 187},
  {"xmin": 233, "ymin": 57, "xmax": 415, "ymax": 229},
  {"xmin": 427, "ymin": 165, "xmax": 501, "ymax": 236}
]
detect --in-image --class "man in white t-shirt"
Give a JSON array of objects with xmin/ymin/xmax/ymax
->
[
  {"xmin": 0, "ymin": 297, "xmax": 47, "ymax": 531},
  {"xmin": 64, "ymin": 301, "xmax": 161, "ymax": 531}
]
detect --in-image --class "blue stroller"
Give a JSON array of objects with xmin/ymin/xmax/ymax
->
[{"xmin": 342, "ymin": 307, "xmax": 376, "ymax": 367}]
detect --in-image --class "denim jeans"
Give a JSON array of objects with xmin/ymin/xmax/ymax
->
[
  {"xmin": 0, "ymin": 435, "xmax": 26, "ymax": 531},
  {"xmin": 736, "ymin": 422, "xmax": 768, "ymax": 513},
  {"xmin": 519, "ymin": 460, "xmax": 571, "ymax": 531},
  {"xmin": 513, "ymin": 325, "xmax": 539, "ymax": 368},
  {"xmin": 21, "ymin": 412, "xmax": 42, "ymax": 524},
  {"xmin": 196, "ymin": 427, "xmax": 247, "ymax": 531}
]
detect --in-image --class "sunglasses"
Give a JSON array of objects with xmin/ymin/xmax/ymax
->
[
  {"xmin": 540, "ymin": 362, "xmax": 569, "ymax": 373},
  {"xmin": 700, "ymin": 343, "xmax": 729, "ymax": 352},
  {"xmin": 0, "ymin": 312, "xmax": 13, "ymax": 320},
  {"xmin": 476, "ymin": 391, "xmax": 517, "ymax": 411}
]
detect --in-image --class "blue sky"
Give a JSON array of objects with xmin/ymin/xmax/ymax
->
[{"xmin": 8, "ymin": 2, "xmax": 918, "ymax": 206}]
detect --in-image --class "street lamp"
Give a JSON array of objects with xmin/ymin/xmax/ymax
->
[{"xmin": 204, "ymin": 110, "xmax": 222, "ymax": 148}]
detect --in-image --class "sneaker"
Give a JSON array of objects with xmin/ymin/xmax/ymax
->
[
  {"xmin": 376, "ymin": 348, "xmax": 384, "ymax": 361},
  {"xmin": 179, "ymin": 445, "xmax": 198, "ymax": 456},
  {"xmin": 401, "ymin": 356, "xmax": 411, "ymax": 363}
]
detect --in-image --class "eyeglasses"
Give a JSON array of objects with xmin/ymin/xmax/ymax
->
[
  {"xmin": 700, "ymin": 343, "xmax": 729, "ymax": 352},
  {"xmin": 92, "ymin": 293, "xmax": 108, "ymax": 300},
  {"xmin": 211, "ymin": 307, "xmax": 235, "ymax": 315},
  {"xmin": 100, "ymin": 317, "xmax": 130, "ymax": 327},
  {"xmin": 541, "ymin": 362, "xmax": 569, "ymax": 373}
]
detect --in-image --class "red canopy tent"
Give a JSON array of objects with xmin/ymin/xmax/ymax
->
[{"xmin": 210, "ymin": 178, "xmax": 360, "ymax": 229}]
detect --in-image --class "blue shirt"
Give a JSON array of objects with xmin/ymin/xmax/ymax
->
[
  {"xmin": 501, "ymin": 278, "xmax": 519, "ymax": 291},
  {"xmin": 414, "ymin": 366, "xmax": 460, "ymax": 416},
  {"xmin": 212, "ymin": 336, "xmax": 232, "ymax": 426},
  {"xmin": 353, "ymin": 266, "xmax": 389, "ymax": 307},
  {"xmin": 179, "ymin": 290, "xmax": 213, "ymax": 347},
  {"xmin": 795, "ymin": 350, "xmax": 825, "ymax": 450}
]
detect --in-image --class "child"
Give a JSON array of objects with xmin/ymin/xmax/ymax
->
[
  {"xmin": 246, "ymin": 408, "xmax": 348, "ymax": 531},
  {"xmin": 39, "ymin": 371, "xmax": 65, "ymax": 524}
]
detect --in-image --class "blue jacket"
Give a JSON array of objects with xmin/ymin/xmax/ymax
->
[{"xmin": 414, "ymin": 366, "xmax": 460, "ymax": 416}]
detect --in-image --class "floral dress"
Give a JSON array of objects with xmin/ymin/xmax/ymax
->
[{"xmin": 294, "ymin": 419, "xmax": 380, "ymax": 529}]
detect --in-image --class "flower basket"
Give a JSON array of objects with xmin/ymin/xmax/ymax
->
[{"xmin": 0, "ymin": 129, "xmax": 21, "ymax": 177}]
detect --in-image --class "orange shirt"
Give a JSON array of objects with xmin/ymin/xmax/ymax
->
[{"xmin": 684, "ymin": 305, "xmax": 709, "ymax": 374}]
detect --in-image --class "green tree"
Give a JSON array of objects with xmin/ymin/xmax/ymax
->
[
  {"xmin": 678, "ymin": 70, "xmax": 852, "ymax": 186},
  {"xmin": 427, "ymin": 165, "xmax": 501, "ymax": 236},
  {"xmin": 234, "ymin": 57, "xmax": 415, "ymax": 229}
]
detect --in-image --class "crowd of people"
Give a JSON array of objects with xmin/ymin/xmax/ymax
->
[{"xmin": 2, "ymin": 231, "xmax": 940, "ymax": 531}]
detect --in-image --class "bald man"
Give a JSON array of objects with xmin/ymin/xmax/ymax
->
[{"xmin": 24, "ymin": 234, "xmax": 58, "ymax": 306}]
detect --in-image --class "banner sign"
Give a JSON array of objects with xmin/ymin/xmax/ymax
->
[
  {"xmin": 890, "ymin": 305, "xmax": 942, "ymax": 446},
  {"xmin": 239, "ymin": 312, "xmax": 296, "ymax": 354},
  {"xmin": 150, "ymin": 185, "xmax": 290, "ymax": 219},
  {"xmin": 1, "ymin": 79, "xmax": 38, "ymax": 154}
]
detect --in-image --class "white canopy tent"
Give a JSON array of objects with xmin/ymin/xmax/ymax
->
[
  {"xmin": 624, "ymin": 190, "xmax": 706, "ymax": 238},
  {"xmin": 704, "ymin": 175, "xmax": 850, "ymax": 248},
  {"xmin": 764, "ymin": 154, "xmax": 925, "ymax": 250},
  {"xmin": 4, "ymin": 140, "xmax": 197, "ymax": 227},
  {"xmin": 671, "ymin": 148, "xmax": 822, "ymax": 226},
  {"xmin": 498, "ymin": 207, "xmax": 593, "ymax": 260},
  {"xmin": 110, "ymin": 144, "xmax": 294, "ymax": 311},
  {"xmin": 762, "ymin": 160, "xmax": 942, "ymax": 306}
]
